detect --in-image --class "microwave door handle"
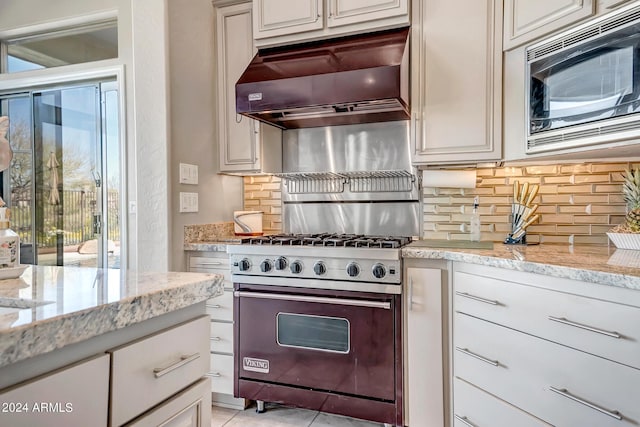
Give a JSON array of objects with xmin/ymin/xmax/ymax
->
[{"xmin": 234, "ymin": 291, "xmax": 391, "ymax": 310}]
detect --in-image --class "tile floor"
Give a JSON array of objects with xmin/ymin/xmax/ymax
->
[{"xmin": 211, "ymin": 403, "xmax": 384, "ymax": 427}]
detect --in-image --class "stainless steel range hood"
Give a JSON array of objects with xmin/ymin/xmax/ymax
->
[{"xmin": 235, "ymin": 27, "xmax": 410, "ymax": 129}]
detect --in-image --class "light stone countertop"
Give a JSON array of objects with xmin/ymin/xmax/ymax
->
[
  {"xmin": 403, "ymin": 243, "xmax": 640, "ymax": 290},
  {"xmin": 184, "ymin": 241, "xmax": 239, "ymax": 252},
  {"xmin": 0, "ymin": 266, "xmax": 223, "ymax": 368}
]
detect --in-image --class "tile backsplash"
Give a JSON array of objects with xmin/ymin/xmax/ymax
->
[
  {"xmin": 243, "ymin": 175, "xmax": 283, "ymax": 234},
  {"xmin": 243, "ymin": 162, "xmax": 637, "ymax": 245},
  {"xmin": 424, "ymin": 162, "xmax": 638, "ymax": 245}
]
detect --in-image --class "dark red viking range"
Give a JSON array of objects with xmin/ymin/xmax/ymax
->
[{"xmin": 229, "ymin": 234, "xmax": 410, "ymax": 427}]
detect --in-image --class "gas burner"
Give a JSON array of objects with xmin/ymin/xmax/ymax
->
[{"xmin": 242, "ymin": 233, "xmax": 412, "ymax": 249}]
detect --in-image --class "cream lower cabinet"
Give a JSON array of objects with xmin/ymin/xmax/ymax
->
[
  {"xmin": 452, "ymin": 262, "xmax": 640, "ymax": 426},
  {"xmin": 411, "ymin": 0, "xmax": 502, "ymax": 165},
  {"xmin": 213, "ymin": 0, "xmax": 281, "ymax": 174},
  {"xmin": 0, "ymin": 354, "xmax": 110, "ymax": 427},
  {"xmin": 188, "ymin": 251, "xmax": 248, "ymax": 410},
  {"xmin": 404, "ymin": 261, "xmax": 448, "ymax": 427},
  {"xmin": 125, "ymin": 378, "xmax": 211, "ymax": 427}
]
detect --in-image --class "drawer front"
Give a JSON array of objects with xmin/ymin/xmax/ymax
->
[
  {"xmin": 110, "ymin": 316, "xmax": 210, "ymax": 427},
  {"xmin": 210, "ymin": 321, "xmax": 234, "ymax": 354},
  {"xmin": 453, "ymin": 378, "xmax": 551, "ymax": 427},
  {"xmin": 209, "ymin": 354, "xmax": 234, "ymax": 395},
  {"xmin": 0, "ymin": 354, "xmax": 109, "ymax": 427},
  {"xmin": 454, "ymin": 313, "xmax": 640, "ymax": 427},
  {"xmin": 454, "ymin": 270, "xmax": 640, "ymax": 369},
  {"xmin": 206, "ymin": 289, "xmax": 233, "ymax": 321},
  {"xmin": 124, "ymin": 377, "xmax": 211, "ymax": 427},
  {"xmin": 189, "ymin": 255, "xmax": 232, "ymax": 287}
]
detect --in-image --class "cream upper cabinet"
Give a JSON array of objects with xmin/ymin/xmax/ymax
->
[
  {"xmin": 503, "ymin": 0, "xmax": 595, "ymax": 50},
  {"xmin": 411, "ymin": 0, "xmax": 502, "ymax": 165},
  {"xmin": 253, "ymin": 0, "xmax": 409, "ymax": 47},
  {"xmin": 214, "ymin": 1, "xmax": 281, "ymax": 174},
  {"xmin": 327, "ymin": 0, "xmax": 408, "ymax": 28},
  {"xmin": 253, "ymin": 0, "xmax": 323, "ymax": 40}
]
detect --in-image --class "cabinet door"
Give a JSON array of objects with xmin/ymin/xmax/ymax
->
[
  {"xmin": 327, "ymin": 0, "xmax": 408, "ymax": 28},
  {"xmin": 253, "ymin": 0, "xmax": 323, "ymax": 40},
  {"xmin": 216, "ymin": 2, "xmax": 261, "ymax": 172},
  {"xmin": 411, "ymin": 0, "xmax": 502, "ymax": 164},
  {"xmin": 125, "ymin": 378, "xmax": 211, "ymax": 427},
  {"xmin": 0, "ymin": 354, "xmax": 109, "ymax": 427},
  {"xmin": 405, "ymin": 267, "xmax": 445, "ymax": 427},
  {"xmin": 504, "ymin": 0, "xmax": 595, "ymax": 50}
]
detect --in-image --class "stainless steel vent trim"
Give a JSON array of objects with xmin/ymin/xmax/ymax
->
[
  {"xmin": 526, "ymin": 116, "xmax": 640, "ymax": 153},
  {"xmin": 527, "ymin": 3, "xmax": 640, "ymax": 62}
]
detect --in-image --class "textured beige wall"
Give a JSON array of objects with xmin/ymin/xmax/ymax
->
[{"xmin": 243, "ymin": 162, "xmax": 636, "ymax": 244}]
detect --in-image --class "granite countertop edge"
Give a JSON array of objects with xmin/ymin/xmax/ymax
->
[
  {"xmin": 0, "ymin": 273, "xmax": 224, "ymax": 368},
  {"xmin": 402, "ymin": 245, "xmax": 640, "ymax": 291}
]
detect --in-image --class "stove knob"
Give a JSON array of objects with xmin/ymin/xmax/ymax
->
[
  {"xmin": 260, "ymin": 260, "xmax": 273, "ymax": 273},
  {"xmin": 372, "ymin": 263, "xmax": 386, "ymax": 279},
  {"xmin": 346, "ymin": 262, "xmax": 360, "ymax": 278},
  {"xmin": 313, "ymin": 261, "xmax": 327, "ymax": 276},
  {"xmin": 290, "ymin": 261, "xmax": 303, "ymax": 274},
  {"xmin": 275, "ymin": 257, "xmax": 288, "ymax": 270},
  {"xmin": 238, "ymin": 258, "xmax": 251, "ymax": 272}
]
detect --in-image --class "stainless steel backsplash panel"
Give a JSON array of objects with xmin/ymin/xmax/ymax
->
[
  {"xmin": 284, "ymin": 202, "xmax": 420, "ymax": 237},
  {"xmin": 283, "ymin": 121, "xmax": 413, "ymax": 174},
  {"xmin": 282, "ymin": 121, "xmax": 420, "ymax": 236}
]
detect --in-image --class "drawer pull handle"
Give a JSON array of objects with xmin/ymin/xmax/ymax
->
[
  {"xmin": 549, "ymin": 386, "xmax": 623, "ymax": 420},
  {"xmin": 455, "ymin": 291, "xmax": 499, "ymax": 306},
  {"xmin": 206, "ymin": 304, "xmax": 222, "ymax": 309},
  {"xmin": 153, "ymin": 353, "xmax": 200, "ymax": 378},
  {"xmin": 455, "ymin": 347, "xmax": 499, "ymax": 367},
  {"xmin": 548, "ymin": 316, "xmax": 621, "ymax": 339},
  {"xmin": 454, "ymin": 414, "xmax": 477, "ymax": 427},
  {"xmin": 210, "ymin": 336, "xmax": 222, "ymax": 341},
  {"xmin": 205, "ymin": 372, "xmax": 222, "ymax": 378}
]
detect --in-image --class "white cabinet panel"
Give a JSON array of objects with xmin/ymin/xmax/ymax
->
[
  {"xmin": 210, "ymin": 321, "xmax": 234, "ymax": 354},
  {"xmin": 110, "ymin": 316, "xmax": 210, "ymax": 427},
  {"xmin": 327, "ymin": 0, "xmax": 408, "ymax": 28},
  {"xmin": 0, "ymin": 354, "xmax": 109, "ymax": 427},
  {"xmin": 504, "ymin": 0, "xmax": 595, "ymax": 50},
  {"xmin": 209, "ymin": 354, "xmax": 234, "ymax": 395},
  {"xmin": 253, "ymin": 0, "xmax": 323, "ymax": 39},
  {"xmin": 125, "ymin": 378, "xmax": 211, "ymax": 427},
  {"xmin": 455, "ymin": 312, "xmax": 640, "ymax": 427},
  {"xmin": 411, "ymin": 0, "xmax": 502, "ymax": 164},
  {"xmin": 453, "ymin": 378, "xmax": 551, "ymax": 427},
  {"xmin": 405, "ymin": 267, "xmax": 445, "ymax": 427},
  {"xmin": 454, "ymin": 270, "xmax": 640, "ymax": 370}
]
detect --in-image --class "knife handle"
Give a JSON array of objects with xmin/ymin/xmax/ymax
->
[{"xmin": 525, "ymin": 184, "xmax": 539, "ymax": 206}]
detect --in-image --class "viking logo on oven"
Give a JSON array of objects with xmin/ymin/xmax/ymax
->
[{"xmin": 243, "ymin": 357, "xmax": 269, "ymax": 373}]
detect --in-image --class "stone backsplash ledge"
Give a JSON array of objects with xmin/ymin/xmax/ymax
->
[{"xmin": 242, "ymin": 162, "xmax": 638, "ymax": 245}]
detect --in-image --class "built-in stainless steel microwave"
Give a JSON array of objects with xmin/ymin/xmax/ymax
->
[{"xmin": 526, "ymin": 3, "xmax": 640, "ymax": 153}]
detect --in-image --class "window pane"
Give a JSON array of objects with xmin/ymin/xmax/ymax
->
[
  {"xmin": 277, "ymin": 313, "xmax": 350, "ymax": 353},
  {"xmin": 6, "ymin": 22, "xmax": 117, "ymax": 73}
]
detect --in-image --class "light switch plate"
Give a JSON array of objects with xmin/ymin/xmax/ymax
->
[
  {"xmin": 179, "ymin": 192, "xmax": 198, "ymax": 213},
  {"xmin": 179, "ymin": 163, "xmax": 198, "ymax": 185}
]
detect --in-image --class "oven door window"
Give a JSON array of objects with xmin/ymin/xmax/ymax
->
[{"xmin": 277, "ymin": 313, "xmax": 350, "ymax": 353}]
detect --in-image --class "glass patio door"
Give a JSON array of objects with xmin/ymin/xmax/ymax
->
[{"xmin": 0, "ymin": 81, "xmax": 120, "ymax": 268}]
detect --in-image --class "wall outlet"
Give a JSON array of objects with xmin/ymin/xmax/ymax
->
[
  {"xmin": 179, "ymin": 163, "xmax": 198, "ymax": 185},
  {"xmin": 179, "ymin": 192, "xmax": 198, "ymax": 213}
]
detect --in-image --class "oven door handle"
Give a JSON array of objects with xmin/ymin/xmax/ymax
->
[{"xmin": 234, "ymin": 291, "xmax": 391, "ymax": 310}]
